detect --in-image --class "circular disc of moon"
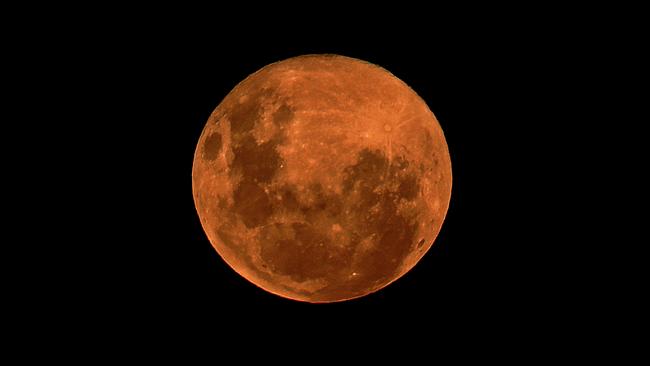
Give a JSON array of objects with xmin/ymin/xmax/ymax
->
[{"xmin": 192, "ymin": 55, "xmax": 452, "ymax": 302}]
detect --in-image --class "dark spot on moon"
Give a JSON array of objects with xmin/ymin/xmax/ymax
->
[
  {"xmin": 229, "ymin": 87, "xmax": 276, "ymax": 136},
  {"xmin": 203, "ymin": 132, "xmax": 223, "ymax": 161},
  {"xmin": 417, "ymin": 238, "xmax": 426, "ymax": 248},
  {"xmin": 232, "ymin": 135, "xmax": 282, "ymax": 183},
  {"xmin": 398, "ymin": 174, "xmax": 419, "ymax": 200},
  {"xmin": 277, "ymin": 185, "xmax": 300, "ymax": 211},
  {"xmin": 342, "ymin": 149, "xmax": 389, "ymax": 214},
  {"xmin": 226, "ymin": 87, "xmax": 288, "ymax": 184},
  {"xmin": 260, "ymin": 222, "xmax": 349, "ymax": 282},
  {"xmin": 356, "ymin": 212, "xmax": 417, "ymax": 284},
  {"xmin": 432, "ymin": 155, "xmax": 440, "ymax": 167},
  {"xmin": 341, "ymin": 150, "xmax": 420, "ymax": 207},
  {"xmin": 263, "ymin": 238, "xmax": 317, "ymax": 281},
  {"xmin": 343, "ymin": 149, "xmax": 388, "ymax": 192},
  {"xmin": 229, "ymin": 100, "xmax": 259, "ymax": 135},
  {"xmin": 273, "ymin": 104, "xmax": 294, "ymax": 125},
  {"xmin": 298, "ymin": 183, "xmax": 343, "ymax": 220},
  {"xmin": 323, "ymin": 194, "xmax": 343, "ymax": 218},
  {"xmin": 233, "ymin": 180, "xmax": 273, "ymax": 228}
]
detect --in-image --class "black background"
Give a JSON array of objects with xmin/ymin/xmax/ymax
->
[
  {"xmin": 41, "ymin": 16, "xmax": 590, "ymax": 339},
  {"xmin": 9, "ymin": 5, "xmax": 635, "ymax": 356},
  {"xmin": 103, "ymin": 37, "xmax": 552, "ymax": 324}
]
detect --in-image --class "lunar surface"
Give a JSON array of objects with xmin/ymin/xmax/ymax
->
[{"xmin": 192, "ymin": 55, "xmax": 451, "ymax": 302}]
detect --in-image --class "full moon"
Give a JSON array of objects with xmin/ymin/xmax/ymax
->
[{"xmin": 192, "ymin": 55, "xmax": 451, "ymax": 302}]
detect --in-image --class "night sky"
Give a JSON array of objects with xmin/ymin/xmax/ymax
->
[{"xmin": 35, "ymin": 16, "xmax": 588, "ymax": 340}]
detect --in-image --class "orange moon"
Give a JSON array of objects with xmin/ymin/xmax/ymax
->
[{"xmin": 192, "ymin": 55, "xmax": 451, "ymax": 302}]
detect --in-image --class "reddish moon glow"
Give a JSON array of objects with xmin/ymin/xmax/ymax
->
[{"xmin": 192, "ymin": 55, "xmax": 451, "ymax": 302}]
